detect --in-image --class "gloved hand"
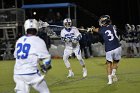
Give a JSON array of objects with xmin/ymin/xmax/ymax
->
[
  {"xmin": 64, "ymin": 37, "xmax": 71, "ymax": 42},
  {"xmin": 40, "ymin": 64, "xmax": 52, "ymax": 73},
  {"xmin": 40, "ymin": 58, "xmax": 52, "ymax": 73},
  {"xmin": 71, "ymin": 38, "xmax": 78, "ymax": 43}
]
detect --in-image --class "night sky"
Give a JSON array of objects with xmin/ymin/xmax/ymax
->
[{"xmin": 1, "ymin": 0, "xmax": 140, "ymax": 29}]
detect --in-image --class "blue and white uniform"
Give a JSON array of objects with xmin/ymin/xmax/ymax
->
[
  {"xmin": 14, "ymin": 35, "xmax": 50, "ymax": 75},
  {"xmin": 13, "ymin": 35, "xmax": 50, "ymax": 93},
  {"xmin": 60, "ymin": 26, "xmax": 85, "ymax": 68}
]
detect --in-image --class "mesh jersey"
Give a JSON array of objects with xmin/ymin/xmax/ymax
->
[
  {"xmin": 60, "ymin": 26, "xmax": 81, "ymax": 49},
  {"xmin": 99, "ymin": 25, "xmax": 121, "ymax": 52},
  {"xmin": 14, "ymin": 35, "xmax": 50, "ymax": 74}
]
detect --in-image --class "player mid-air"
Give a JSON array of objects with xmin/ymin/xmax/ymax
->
[
  {"xmin": 92, "ymin": 15, "xmax": 122, "ymax": 84},
  {"xmin": 60, "ymin": 18, "xmax": 87, "ymax": 78},
  {"xmin": 13, "ymin": 19, "xmax": 51, "ymax": 93}
]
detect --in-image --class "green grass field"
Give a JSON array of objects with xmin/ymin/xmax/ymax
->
[{"xmin": 0, "ymin": 57, "xmax": 140, "ymax": 93}]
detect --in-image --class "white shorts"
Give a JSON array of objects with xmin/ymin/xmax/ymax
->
[
  {"xmin": 106, "ymin": 47, "xmax": 122, "ymax": 62},
  {"xmin": 14, "ymin": 73, "xmax": 50, "ymax": 93},
  {"xmin": 63, "ymin": 46, "xmax": 82, "ymax": 58},
  {"xmin": 126, "ymin": 43, "xmax": 133, "ymax": 47},
  {"xmin": 133, "ymin": 43, "xmax": 140, "ymax": 48}
]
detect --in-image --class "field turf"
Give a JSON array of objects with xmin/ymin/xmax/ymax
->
[{"xmin": 0, "ymin": 57, "xmax": 140, "ymax": 93}]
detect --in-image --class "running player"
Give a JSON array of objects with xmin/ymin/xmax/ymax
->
[{"xmin": 92, "ymin": 15, "xmax": 122, "ymax": 84}]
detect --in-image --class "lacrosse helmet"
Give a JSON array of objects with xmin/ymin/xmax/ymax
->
[
  {"xmin": 131, "ymin": 25, "xmax": 135, "ymax": 31},
  {"xmin": 63, "ymin": 18, "xmax": 72, "ymax": 29},
  {"xmin": 24, "ymin": 19, "xmax": 39, "ymax": 34},
  {"xmin": 99, "ymin": 15, "xmax": 111, "ymax": 27},
  {"xmin": 136, "ymin": 25, "xmax": 140, "ymax": 32},
  {"xmin": 125, "ymin": 24, "xmax": 131, "ymax": 32}
]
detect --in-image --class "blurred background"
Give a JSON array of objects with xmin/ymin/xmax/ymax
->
[{"xmin": 0, "ymin": 0, "xmax": 140, "ymax": 60}]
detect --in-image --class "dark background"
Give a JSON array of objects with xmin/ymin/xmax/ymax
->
[{"xmin": 1, "ymin": 0, "xmax": 140, "ymax": 29}]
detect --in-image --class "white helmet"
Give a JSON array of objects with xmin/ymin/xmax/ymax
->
[
  {"xmin": 63, "ymin": 18, "xmax": 72, "ymax": 28},
  {"xmin": 24, "ymin": 19, "xmax": 39, "ymax": 33},
  {"xmin": 131, "ymin": 25, "xmax": 135, "ymax": 31},
  {"xmin": 136, "ymin": 25, "xmax": 140, "ymax": 32},
  {"xmin": 125, "ymin": 24, "xmax": 131, "ymax": 32}
]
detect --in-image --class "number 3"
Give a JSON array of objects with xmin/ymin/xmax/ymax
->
[
  {"xmin": 17, "ymin": 43, "xmax": 31, "ymax": 59},
  {"xmin": 105, "ymin": 30, "xmax": 114, "ymax": 41}
]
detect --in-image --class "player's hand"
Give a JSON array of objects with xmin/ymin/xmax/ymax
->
[
  {"xmin": 65, "ymin": 38, "xmax": 71, "ymax": 42},
  {"xmin": 40, "ymin": 64, "xmax": 52, "ymax": 73},
  {"xmin": 72, "ymin": 38, "xmax": 78, "ymax": 43},
  {"xmin": 91, "ymin": 27, "xmax": 99, "ymax": 32},
  {"xmin": 90, "ymin": 26, "xmax": 95, "ymax": 31}
]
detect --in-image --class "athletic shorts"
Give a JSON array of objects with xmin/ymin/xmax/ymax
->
[{"xmin": 106, "ymin": 46, "xmax": 122, "ymax": 62}]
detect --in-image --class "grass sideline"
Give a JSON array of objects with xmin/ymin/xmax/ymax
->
[{"xmin": 0, "ymin": 57, "xmax": 140, "ymax": 93}]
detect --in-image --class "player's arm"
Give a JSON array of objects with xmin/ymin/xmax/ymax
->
[
  {"xmin": 60, "ymin": 30, "xmax": 72, "ymax": 42},
  {"xmin": 37, "ymin": 39, "xmax": 52, "ymax": 73},
  {"xmin": 38, "ymin": 19, "xmax": 49, "ymax": 28},
  {"xmin": 71, "ymin": 34, "xmax": 82, "ymax": 43},
  {"xmin": 91, "ymin": 26, "xmax": 99, "ymax": 33},
  {"xmin": 40, "ymin": 55, "xmax": 52, "ymax": 73},
  {"xmin": 71, "ymin": 27, "xmax": 82, "ymax": 43}
]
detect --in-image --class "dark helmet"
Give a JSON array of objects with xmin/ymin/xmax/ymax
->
[
  {"xmin": 99, "ymin": 15, "xmax": 111, "ymax": 26},
  {"xmin": 136, "ymin": 25, "xmax": 140, "ymax": 32}
]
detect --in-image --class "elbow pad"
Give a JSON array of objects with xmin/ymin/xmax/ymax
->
[
  {"xmin": 77, "ymin": 34, "xmax": 82, "ymax": 41},
  {"xmin": 43, "ymin": 55, "xmax": 51, "ymax": 65},
  {"xmin": 41, "ymin": 55, "xmax": 52, "ymax": 73}
]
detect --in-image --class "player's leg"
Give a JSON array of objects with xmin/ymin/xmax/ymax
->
[
  {"xmin": 25, "ymin": 73, "xmax": 50, "ymax": 93},
  {"xmin": 88, "ymin": 43, "xmax": 93, "ymax": 57},
  {"xmin": 106, "ymin": 61, "xmax": 113, "ymax": 84},
  {"xmin": 106, "ymin": 51, "xmax": 113, "ymax": 84},
  {"xmin": 83, "ymin": 46, "xmax": 89, "ymax": 59},
  {"xmin": 111, "ymin": 61, "xmax": 119, "ymax": 82},
  {"xmin": 130, "ymin": 43, "xmax": 134, "ymax": 57},
  {"xmin": 32, "ymin": 79, "xmax": 50, "ymax": 93},
  {"xmin": 139, "ymin": 42, "xmax": 140, "ymax": 56},
  {"xmin": 126, "ymin": 43, "xmax": 131, "ymax": 57},
  {"xmin": 112, "ymin": 47, "xmax": 122, "ymax": 82},
  {"xmin": 74, "ymin": 47, "xmax": 87, "ymax": 77},
  {"xmin": 136, "ymin": 43, "xmax": 140, "ymax": 57},
  {"xmin": 63, "ymin": 48, "xmax": 74, "ymax": 77},
  {"xmin": 13, "ymin": 75, "xmax": 30, "ymax": 93}
]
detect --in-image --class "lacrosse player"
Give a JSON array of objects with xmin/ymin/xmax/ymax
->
[
  {"xmin": 92, "ymin": 15, "xmax": 122, "ymax": 84},
  {"xmin": 136, "ymin": 25, "xmax": 140, "ymax": 57},
  {"xmin": 60, "ymin": 18, "xmax": 87, "ymax": 78},
  {"xmin": 13, "ymin": 19, "xmax": 51, "ymax": 93},
  {"xmin": 132, "ymin": 25, "xmax": 140, "ymax": 57}
]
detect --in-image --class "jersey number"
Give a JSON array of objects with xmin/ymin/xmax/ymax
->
[
  {"xmin": 17, "ymin": 43, "xmax": 31, "ymax": 59},
  {"xmin": 105, "ymin": 30, "xmax": 114, "ymax": 41}
]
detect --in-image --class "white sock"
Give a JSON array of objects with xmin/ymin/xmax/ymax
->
[
  {"xmin": 112, "ymin": 69, "xmax": 116, "ymax": 76},
  {"xmin": 83, "ymin": 67, "xmax": 86, "ymax": 71},
  {"xmin": 108, "ymin": 75, "xmax": 112, "ymax": 82},
  {"xmin": 69, "ymin": 69, "xmax": 72, "ymax": 73}
]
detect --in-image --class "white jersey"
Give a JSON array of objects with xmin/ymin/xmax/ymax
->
[
  {"xmin": 14, "ymin": 35, "xmax": 50, "ymax": 75},
  {"xmin": 60, "ymin": 26, "xmax": 81, "ymax": 49}
]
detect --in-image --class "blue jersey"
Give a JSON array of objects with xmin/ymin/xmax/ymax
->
[
  {"xmin": 99, "ymin": 25, "xmax": 121, "ymax": 52},
  {"xmin": 133, "ymin": 31, "xmax": 139, "ymax": 43}
]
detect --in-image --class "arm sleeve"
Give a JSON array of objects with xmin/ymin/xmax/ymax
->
[
  {"xmin": 74, "ymin": 27, "xmax": 82, "ymax": 40},
  {"xmin": 14, "ymin": 43, "xmax": 17, "ymax": 58},
  {"xmin": 60, "ymin": 29, "xmax": 66, "ymax": 42}
]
